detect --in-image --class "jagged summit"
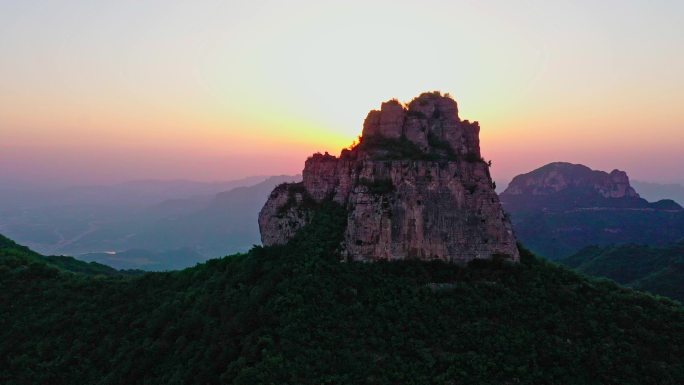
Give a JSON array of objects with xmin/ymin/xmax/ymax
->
[
  {"xmin": 337, "ymin": 92, "xmax": 482, "ymax": 162},
  {"xmin": 259, "ymin": 92, "xmax": 519, "ymax": 263}
]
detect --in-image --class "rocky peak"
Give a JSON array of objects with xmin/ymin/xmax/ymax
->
[
  {"xmin": 499, "ymin": 162, "xmax": 683, "ymax": 213},
  {"xmin": 359, "ymin": 92, "xmax": 479, "ymax": 159},
  {"xmin": 502, "ymin": 162, "xmax": 639, "ymax": 199},
  {"xmin": 259, "ymin": 92, "xmax": 519, "ymax": 263}
]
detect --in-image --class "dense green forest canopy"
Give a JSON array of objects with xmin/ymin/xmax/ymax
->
[
  {"xmin": 561, "ymin": 242, "xmax": 684, "ymax": 302},
  {"xmin": 1, "ymin": 206, "xmax": 684, "ymax": 384}
]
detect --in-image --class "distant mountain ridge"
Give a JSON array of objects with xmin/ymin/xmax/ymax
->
[
  {"xmin": 0, "ymin": 175, "xmax": 300, "ymax": 270},
  {"xmin": 502, "ymin": 162, "xmax": 681, "ymax": 212},
  {"xmin": 0, "ymin": 176, "xmax": 269, "ymax": 210},
  {"xmin": 68, "ymin": 175, "xmax": 301, "ymax": 270},
  {"xmin": 501, "ymin": 162, "xmax": 684, "ymax": 259}
]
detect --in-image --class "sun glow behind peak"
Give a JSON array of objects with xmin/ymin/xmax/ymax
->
[{"xmin": 1, "ymin": 0, "xmax": 683, "ymax": 185}]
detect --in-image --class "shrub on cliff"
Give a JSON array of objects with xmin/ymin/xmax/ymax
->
[
  {"xmin": 357, "ymin": 135, "xmax": 430, "ymax": 160},
  {"xmin": 359, "ymin": 178, "xmax": 395, "ymax": 194}
]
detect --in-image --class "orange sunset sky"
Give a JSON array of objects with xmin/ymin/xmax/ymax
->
[{"xmin": 1, "ymin": 0, "xmax": 683, "ymax": 186}]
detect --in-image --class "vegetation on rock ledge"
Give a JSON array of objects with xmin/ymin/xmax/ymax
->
[
  {"xmin": 359, "ymin": 178, "xmax": 395, "ymax": 194},
  {"xmin": 356, "ymin": 135, "xmax": 483, "ymax": 163},
  {"xmin": 275, "ymin": 182, "xmax": 318, "ymax": 217}
]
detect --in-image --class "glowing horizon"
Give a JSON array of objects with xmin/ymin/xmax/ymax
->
[{"xmin": 1, "ymin": 0, "xmax": 683, "ymax": 186}]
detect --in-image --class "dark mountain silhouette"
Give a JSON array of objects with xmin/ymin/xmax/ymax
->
[{"xmin": 501, "ymin": 162, "xmax": 684, "ymax": 259}]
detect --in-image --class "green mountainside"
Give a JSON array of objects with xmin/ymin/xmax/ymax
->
[
  {"xmin": 1, "ymin": 207, "xmax": 684, "ymax": 384},
  {"xmin": 561, "ymin": 242, "xmax": 684, "ymax": 302},
  {"xmin": 0, "ymin": 233, "xmax": 142, "ymax": 276}
]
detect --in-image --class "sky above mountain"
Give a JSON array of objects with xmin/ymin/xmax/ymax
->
[{"xmin": 1, "ymin": 0, "xmax": 683, "ymax": 186}]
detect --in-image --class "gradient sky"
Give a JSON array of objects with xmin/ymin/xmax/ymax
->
[{"xmin": 1, "ymin": 0, "xmax": 683, "ymax": 187}]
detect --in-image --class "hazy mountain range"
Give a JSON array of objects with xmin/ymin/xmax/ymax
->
[
  {"xmin": 3, "ymin": 165, "xmax": 683, "ymax": 270},
  {"xmin": 0, "ymin": 175, "xmax": 300, "ymax": 270}
]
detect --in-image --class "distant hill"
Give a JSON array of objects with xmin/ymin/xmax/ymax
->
[
  {"xmin": 501, "ymin": 162, "xmax": 684, "ymax": 259},
  {"xmin": 560, "ymin": 242, "xmax": 684, "ymax": 302},
  {"xmin": 2, "ymin": 207, "xmax": 684, "ymax": 384}
]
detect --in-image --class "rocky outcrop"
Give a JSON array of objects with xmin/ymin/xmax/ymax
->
[
  {"xmin": 258, "ymin": 92, "xmax": 519, "ymax": 263},
  {"xmin": 500, "ymin": 162, "xmax": 681, "ymax": 213},
  {"xmin": 502, "ymin": 162, "xmax": 639, "ymax": 200},
  {"xmin": 259, "ymin": 183, "xmax": 313, "ymax": 247}
]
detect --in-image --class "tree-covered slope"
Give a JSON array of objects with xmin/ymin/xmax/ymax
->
[
  {"xmin": 560, "ymin": 242, "xmax": 684, "ymax": 302},
  {"xmin": 1, "ymin": 208, "xmax": 684, "ymax": 384},
  {"xmin": 505, "ymin": 209, "xmax": 684, "ymax": 260},
  {"xmin": 0, "ymin": 233, "xmax": 141, "ymax": 276}
]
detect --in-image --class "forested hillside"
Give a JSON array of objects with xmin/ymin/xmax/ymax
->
[
  {"xmin": 2, "ymin": 208, "xmax": 684, "ymax": 384},
  {"xmin": 561, "ymin": 242, "xmax": 684, "ymax": 302},
  {"xmin": 0, "ymin": 234, "xmax": 141, "ymax": 276}
]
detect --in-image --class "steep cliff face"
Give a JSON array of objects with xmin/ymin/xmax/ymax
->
[{"xmin": 259, "ymin": 92, "xmax": 519, "ymax": 263}]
